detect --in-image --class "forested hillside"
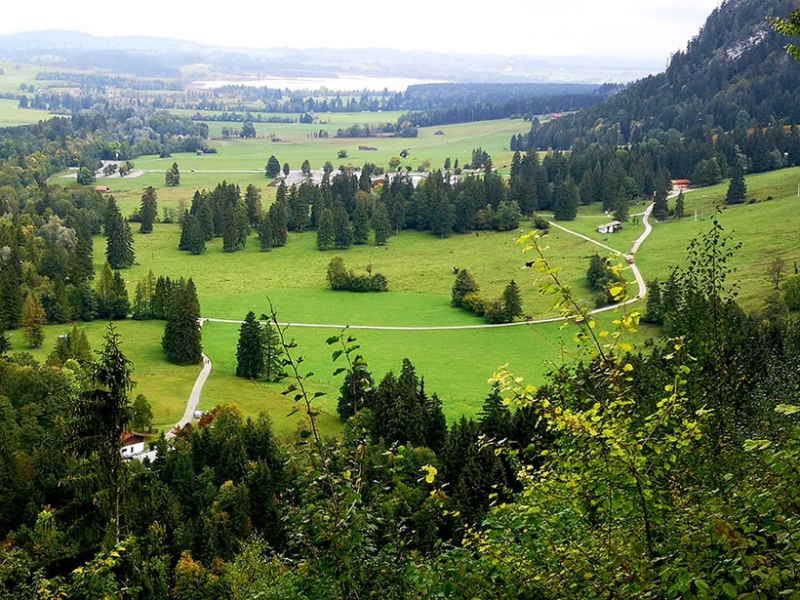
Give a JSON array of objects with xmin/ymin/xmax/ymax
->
[{"xmin": 530, "ymin": 0, "xmax": 800, "ymax": 148}]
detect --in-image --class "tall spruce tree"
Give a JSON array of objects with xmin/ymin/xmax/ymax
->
[
  {"xmin": 139, "ymin": 186, "xmax": 158, "ymax": 234},
  {"xmin": 244, "ymin": 184, "xmax": 263, "ymax": 227},
  {"xmin": 502, "ymin": 279, "xmax": 524, "ymax": 322},
  {"xmin": 235, "ymin": 311, "xmax": 264, "ymax": 379},
  {"xmin": 162, "ymin": 278, "xmax": 202, "ymax": 365},
  {"xmin": 70, "ymin": 324, "xmax": 134, "ymax": 545},
  {"xmin": 372, "ymin": 201, "xmax": 392, "ymax": 246},
  {"xmin": 725, "ymin": 165, "xmax": 747, "ymax": 205},
  {"xmin": 333, "ymin": 202, "xmax": 352, "ymax": 249},
  {"xmin": 316, "ymin": 208, "xmax": 335, "ymax": 250},
  {"xmin": 105, "ymin": 202, "xmax": 135, "ymax": 269}
]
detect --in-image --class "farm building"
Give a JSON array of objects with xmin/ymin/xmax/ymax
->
[
  {"xmin": 120, "ymin": 431, "xmax": 147, "ymax": 458},
  {"xmin": 671, "ymin": 179, "xmax": 691, "ymax": 190},
  {"xmin": 598, "ymin": 221, "xmax": 622, "ymax": 234}
]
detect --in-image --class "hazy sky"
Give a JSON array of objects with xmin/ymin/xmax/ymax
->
[{"xmin": 1, "ymin": 0, "xmax": 722, "ymax": 60}]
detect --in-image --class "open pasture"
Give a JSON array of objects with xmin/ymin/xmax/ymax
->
[{"xmin": 635, "ymin": 167, "xmax": 800, "ymax": 310}]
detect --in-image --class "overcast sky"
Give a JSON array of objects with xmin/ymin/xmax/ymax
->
[{"xmin": 1, "ymin": 0, "xmax": 721, "ymax": 60}]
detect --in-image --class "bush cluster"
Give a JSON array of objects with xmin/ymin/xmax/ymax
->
[{"xmin": 327, "ymin": 257, "xmax": 389, "ymax": 292}]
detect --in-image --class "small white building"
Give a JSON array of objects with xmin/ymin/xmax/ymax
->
[
  {"xmin": 598, "ymin": 221, "xmax": 622, "ymax": 234},
  {"xmin": 120, "ymin": 431, "xmax": 147, "ymax": 458}
]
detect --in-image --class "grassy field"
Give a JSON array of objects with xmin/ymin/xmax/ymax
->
[
  {"xmin": 635, "ymin": 168, "xmax": 800, "ymax": 310},
  {"xmin": 22, "ymin": 103, "xmax": 800, "ymax": 435}
]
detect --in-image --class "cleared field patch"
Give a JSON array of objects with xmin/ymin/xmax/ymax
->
[{"xmin": 634, "ymin": 167, "xmax": 800, "ymax": 310}]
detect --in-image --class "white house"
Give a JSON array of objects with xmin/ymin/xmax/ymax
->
[
  {"xmin": 598, "ymin": 221, "xmax": 622, "ymax": 234},
  {"xmin": 120, "ymin": 431, "xmax": 147, "ymax": 458}
]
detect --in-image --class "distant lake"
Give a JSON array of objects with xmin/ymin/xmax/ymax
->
[{"xmin": 192, "ymin": 75, "xmax": 447, "ymax": 93}]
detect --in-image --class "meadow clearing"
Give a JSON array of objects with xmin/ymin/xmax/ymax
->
[{"xmin": 14, "ymin": 105, "xmax": 800, "ymax": 436}]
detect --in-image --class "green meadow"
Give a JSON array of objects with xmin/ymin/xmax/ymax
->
[
  {"xmin": 25, "ymin": 106, "xmax": 800, "ymax": 435},
  {"xmin": 635, "ymin": 167, "xmax": 800, "ymax": 310}
]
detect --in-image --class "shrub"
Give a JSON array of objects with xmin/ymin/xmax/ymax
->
[{"xmin": 461, "ymin": 293, "xmax": 488, "ymax": 317}]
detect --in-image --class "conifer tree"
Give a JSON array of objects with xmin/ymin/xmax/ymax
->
[
  {"xmin": 21, "ymin": 294, "xmax": 46, "ymax": 348},
  {"xmin": 95, "ymin": 263, "xmax": 130, "ymax": 319},
  {"xmin": 139, "ymin": 186, "xmax": 158, "ymax": 234},
  {"xmin": 244, "ymin": 184, "xmax": 263, "ymax": 227},
  {"xmin": 502, "ymin": 279, "xmax": 524, "ymax": 322},
  {"xmin": 552, "ymin": 176, "xmax": 579, "ymax": 221},
  {"xmin": 0, "ymin": 244, "xmax": 23, "ymax": 330},
  {"xmin": 261, "ymin": 321, "xmax": 285, "ymax": 383},
  {"xmin": 652, "ymin": 189, "xmax": 669, "ymax": 221},
  {"xmin": 105, "ymin": 201, "xmax": 135, "ymax": 269},
  {"xmin": 675, "ymin": 190, "xmax": 686, "ymax": 218},
  {"xmin": 333, "ymin": 202, "xmax": 352, "ymax": 249},
  {"xmin": 236, "ymin": 311, "xmax": 264, "ymax": 379},
  {"xmin": 352, "ymin": 195, "xmax": 371, "ymax": 245},
  {"xmin": 47, "ymin": 324, "xmax": 92, "ymax": 367},
  {"xmin": 452, "ymin": 269, "xmax": 480, "ymax": 306},
  {"xmin": 265, "ymin": 155, "xmax": 281, "ymax": 178},
  {"xmin": 372, "ymin": 201, "xmax": 392, "ymax": 246},
  {"xmin": 71, "ymin": 324, "xmax": 134, "ymax": 545},
  {"xmin": 316, "ymin": 208, "xmax": 335, "ymax": 250},
  {"xmin": 642, "ymin": 279, "xmax": 664, "ymax": 324},
  {"xmin": 162, "ymin": 278, "xmax": 202, "ymax": 365},
  {"xmin": 612, "ymin": 188, "xmax": 629, "ymax": 223},
  {"xmin": 725, "ymin": 164, "xmax": 747, "ymax": 205}
]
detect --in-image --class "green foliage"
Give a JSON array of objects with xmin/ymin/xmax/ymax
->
[
  {"xmin": 451, "ymin": 269, "xmax": 480, "ymax": 306},
  {"xmin": 104, "ymin": 199, "xmax": 135, "ymax": 269},
  {"xmin": 138, "ymin": 186, "xmax": 158, "ymax": 234},
  {"xmin": 162, "ymin": 278, "xmax": 202, "ymax": 365},
  {"xmin": 76, "ymin": 166, "xmax": 95, "ymax": 186},
  {"xmin": 725, "ymin": 165, "xmax": 747, "ymax": 205},
  {"xmin": 20, "ymin": 294, "xmax": 46, "ymax": 348},
  {"xmin": 782, "ymin": 274, "xmax": 800, "ymax": 310},
  {"xmin": 265, "ymin": 155, "xmax": 281, "ymax": 178},
  {"xmin": 326, "ymin": 257, "xmax": 388, "ymax": 292},
  {"xmin": 235, "ymin": 311, "xmax": 264, "ymax": 379},
  {"xmin": 165, "ymin": 162, "xmax": 180, "ymax": 186}
]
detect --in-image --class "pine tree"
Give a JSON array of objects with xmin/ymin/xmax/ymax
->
[
  {"xmin": 316, "ymin": 208, "xmax": 335, "ymax": 250},
  {"xmin": 337, "ymin": 359, "xmax": 375, "ymax": 421},
  {"xmin": 372, "ymin": 201, "xmax": 392, "ymax": 246},
  {"xmin": 0, "ymin": 243, "xmax": 23, "ymax": 330},
  {"xmin": 70, "ymin": 324, "xmax": 134, "ymax": 545},
  {"xmin": 612, "ymin": 188, "xmax": 629, "ymax": 223},
  {"xmin": 552, "ymin": 176, "xmax": 579, "ymax": 221},
  {"xmin": 139, "ymin": 186, "xmax": 158, "ymax": 234},
  {"xmin": 725, "ymin": 165, "xmax": 747, "ymax": 205},
  {"xmin": 21, "ymin": 294, "xmax": 46, "ymax": 348},
  {"xmin": 652, "ymin": 189, "xmax": 669, "ymax": 222},
  {"xmin": 502, "ymin": 279, "xmax": 524, "ymax": 322},
  {"xmin": 265, "ymin": 155, "xmax": 281, "ymax": 178},
  {"xmin": 352, "ymin": 195, "xmax": 371, "ymax": 245},
  {"xmin": 642, "ymin": 279, "xmax": 664, "ymax": 325},
  {"xmin": 333, "ymin": 202, "xmax": 352, "ymax": 249},
  {"xmin": 165, "ymin": 162, "xmax": 180, "ymax": 187},
  {"xmin": 452, "ymin": 269, "xmax": 480, "ymax": 306},
  {"xmin": 675, "ymin": 191, "xmax": 686, "ymax": 219},
  {"xmin": 96, "ymin": 263, "xmax": 130, "ymax": 319},
  {"xmin": 261, "ymin": 321, "xmax": 285, "ymax": 383},
  {"xmin": 132, "ymin": 271, "xmax": 157, "ymax": 320},
  {"xmin": 244, "ymin": 184, "xmax": 263, "ymax": 227},
  {"xmin": 236, "ymin": 311, "xmax": 264, "ymax": 379},
  {"xmin": 105, "ymin": 200, "xmax": 135, "ymax": 269},
  {"xmin": 162, "ymin": 278, "xmax": 202, "ymax": 365},
  {"xmin": 47, "ymin": 324, "xmax": 92, "ymax": 367}
]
